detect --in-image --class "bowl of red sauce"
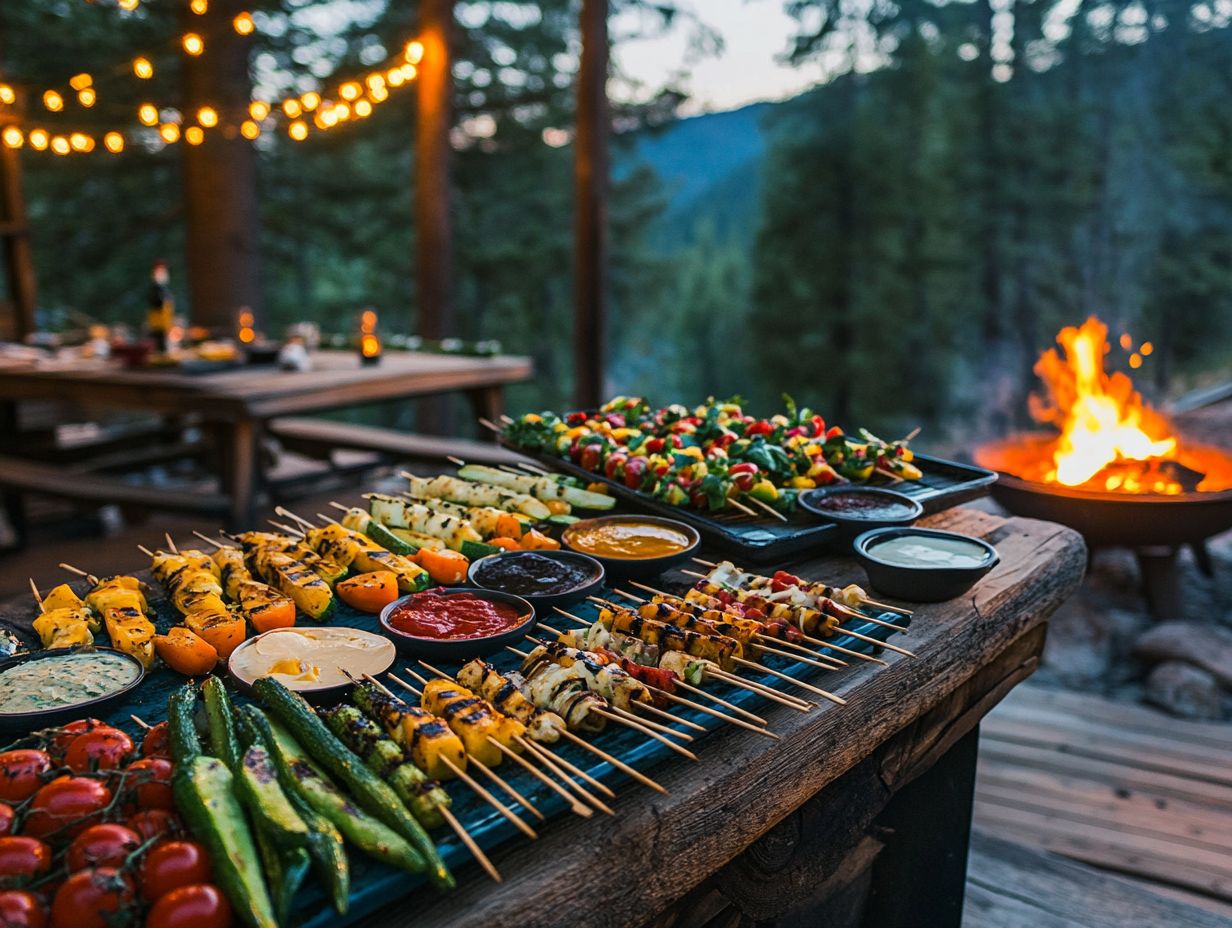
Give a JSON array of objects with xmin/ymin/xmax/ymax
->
[
  {"xmin": 379, "ymin": 586, "xmax": 537, "ymax": 659},
  {"xmin": 798, "ymin": 486, "xmax": 923, "ymax": 539}
]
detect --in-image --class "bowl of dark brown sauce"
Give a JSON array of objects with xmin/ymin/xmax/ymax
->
[
  {"xmin": 798, "ymin": 486, "xmax": 923, "ymax": 539},
  {"xmin": 468, "ymin": 550, "xmax": 605, "ymax": 609}
]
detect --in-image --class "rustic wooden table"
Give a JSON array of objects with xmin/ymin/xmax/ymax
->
[
  {"xmin": 347, "ymin": 506, "xmax": 1086, "ymax": 928},
  {"xmin": 0, "ymin": 350, "xmax": 531, "ymax": 528}
]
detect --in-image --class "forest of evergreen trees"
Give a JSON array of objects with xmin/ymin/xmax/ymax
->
[{"xmin": 2, "ymin": 0, "xmax": 1230, "ymax": 443}]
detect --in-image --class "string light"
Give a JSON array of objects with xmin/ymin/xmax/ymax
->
[
  {"xmin": 118, "ymin": 0, "xmax": 139, "ymax": 10},
  {"xmin": 288, "ymin": 120, "xmax": 308, "ymax": 141},
  {"xmin": 28, "ymin": 129, "xmax": 48, "ymax": 151},
  {"xmin": 133, "ymin": 57, "xmax": 154, "ymax": 79},
  {"xmin": 190, "ymin": 0, "xmax": 208, "ymax": 13},
  {"xmin": 248, "ymin": 100, "xmax": 270, "ymax": 120},
  {"xmin": 51, "ymin": 136, "xmax": 70, "ymax": 155},
  {"xmin": 104, "ymin": 132, "xmax": 125, "ymax": 153},
  {"xmin": 69, "ymin": 73, "xmax": 92, "ymax": 92},
  {"xmin": 354, "ymin": 99, "xmax": 372, "ymax": 118},
  {"xmin": 69, "ymin": 132, "xmax": 93, "ymax": 152},
  {"xmin": 77, "ymin": 88, "xmax": 96, "ymax": 107},
  {"xmin": 233, "ymin": 12, "xmax": 255, "ymax": 35},
  {"xmin": 138, "ymin": 103, "xmax": 159, "ymax": 126},
  {"xmin": 182, "ymin": 34, "xmax": 205, "ymax": 56},
  {"xmin": 0, "ymin": 85, "xmax": 13, "ymax": 105},
  {"xmin": 301, "ymin": 91, "xmax": 320, "ymax": 111},
  {"xmin": 240, "ymin": 119, "xmax": 260, "ymax": 140},
  {"xmin": 43, "ymin": 90, "xmax": 64, "ymax": 112},
  {"xmin": 405, "ymin": 41, "xmax": 424, "ymax": 64},
  {"xmin": 339, "ymin": 82, "xmax": 361, "ymax": 101},
  {"xmin": 185, "ymin": 126, "xmax": 204, "ymax": 145},
  {"xmin": 197, "ymin": 106, "xmax": 218, "ymax": 128},
  {"xmin": 2, "ymin": 128, "xmax": 22, "ymax": 149},
  {"xmin": 159, "ymin": 123, "xmax": 180, "ymax": 143},
  {"xmin": 282, "ymin": 98, "xmax": 301, "ymax": 118}
]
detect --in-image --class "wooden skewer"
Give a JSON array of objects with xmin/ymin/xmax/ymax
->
[
  {"xmin": 829, "ymin": 626, "xmax": 916, "ymax": 658},
  {"xmin": 593, "ymin": 708, "xmax": 698, "ymax": 761},
  {"xmin": 328, "ymin": 501, "xmax": 355, "ymax": 514},
  {"xmin": 268, "ymin": 521, "xmax": 305, "ymax": 538},
  {"xmin": 274, "ymin": 507, "xmax": 316, "ymax": 531},
  {"xmin": 315, "ymin": 513, "xmax": 340, "ymax": 526},
  {"xmin": 636, "ymin": 702, "xmax": 706, "ymax": 734},
  {"xmin": 137, "ymin": 545, "xmax": 156, "ymax": 558},
  {"xmin": 59, "ymin": 563, "xmax": 99, "ymax": 584},
  {"xmin": 130, "ymin": 714, "xmax": 152, "ymax": 730},
  {"xmin": 381, "ymin": 674, "xmax": 543, "ymax": 831},
  {"xmin": 731, "ymin": 658, "xmax": 846, "ymax": 706},
  {"xmin": 192, "ymin": 531, "xmax": 228, "ymax": 550},
  {"xmin": 499, "ymin": 415, "xmax": 514, "ymax": 425},
  {"xmin": 748, "ymin": 631, "xmax": 846, "ymax": 665},
  {"xmin": 726, "ymin": 497, "xmax": 758, "ymax": 517},
  {"xmin": 164, "ymin": 533, "xmax": 179, "ymax": 553},
  {"xmin": 513, "ymin": 739, "xmax": 614, "ymax": 816},
  {"xmin": 515, "ymin": 461, "xmax": 551, "ymax": 475},
  {"xmin": 28, "ymin": 578, "xmax": 43, "ymax": 612},
  {"xmin": 477, "ymin": 417, "xmax": 502, "ymax": 434},
  {"xmin": 706, "ymin": 668, "xmax": 813, "ymax": 709},
  {"xmin": 672, "ymin": 678, "xmax": 768, "ymax": 725},
  {"xmin": 446, "ymin": 456, "xmax": 467, "ymax": 467},
  {"xmin": 753, "ymin": 639, "xmax": 847, "ymax": 671},
  {"xmin": 440, "ymin": 806, "xmax": 502, "ymax": 883},
  {"xmin": 744, "ymin": 495, "xmax": 789, "ymax": 522},
  {"xmin": 487, "ymin": 738, "xmax": 594, "ymax": 818},
  {"xmin": 653, "ymin": 687, "xmax": 779, "ymax": 739},
  {"xmin": 557, "ymin": 728, "xmax": 667, "ymax": 795},
  {"xmin": 522, "ymin": 739, "xmax": 616, "ymax": 799}
]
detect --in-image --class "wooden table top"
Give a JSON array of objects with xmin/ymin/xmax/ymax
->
[
  {"xmin": 0, "ymin": 350, "xmax": 533, "ymax": 419},
  {"xmin": 354, "ymin": 506, "xmax": 1086, "ymax": 928}
]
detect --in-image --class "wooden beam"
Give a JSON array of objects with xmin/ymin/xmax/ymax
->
[
  {"xmin": 573, "ymin": 0, "xmax": 610, "ymax": 410},
  {"xmin": 179, "ymin": 0, "xmax": 263, "ymax": 330}
]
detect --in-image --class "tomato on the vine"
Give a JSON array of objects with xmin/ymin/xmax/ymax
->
[
  {"xmin": 139, "ymin": 841, "xmax": 212, "ymax": 902},
  {"xmin": 23, "ymin": 777, "xmax": 112, "ymax": 841},
  {"xmin": 120, "ymin": 759, "xmax": 173, "ymax": 812},
  {"xmin": 126, "ymin": 810, "xmax": 179, "ymax": 842},
  {"xmin": 145, "ymin": 884, "xmax": 231, "ymax": 928},
  {"xmin": 50, "ymin": 868, "xmax": 134, "ymax": 928},
  {"xmin": 0, "ymin": 890, "xmax": 47, "ymax": 928},
  {"xmin": 140, "ymin": 723, "xmax": 171, "ymax": 760},
  {"xmin": 0, "ymin": 752, "xmax": 50, "ymax": 804},
  {"xmin": 48, "ymin": 720, "xmax": 105, "ymax": 760},
  {"xmin": 63, "ymin": 729, "xmax": 133, "ymax": 773},
  {"xmin": 65, "ymin": 825, "xmax": 141, "ymax": 872},
  {"xmin": 0, "ymin": 837, "xmax": 51, "ymax": 884}
]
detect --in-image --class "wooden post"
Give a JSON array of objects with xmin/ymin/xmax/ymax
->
[
  {"xmin": 415, "ymin": 0, "xmax": 455, "ymax": 434},
  {"xmin": 0, "ymin": 36, "xmax": 36, "ymax": 340},
  {"xmin": 573, "ymin": 0, "xmax": 609, "ymax": 410},
  {"xmin": 180, "ymin": 0, "xmax": 263, "ymax": 330}
]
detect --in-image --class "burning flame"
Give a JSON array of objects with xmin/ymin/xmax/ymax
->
[{"xmin": 1029, "ymin": 317, "xmax": 1178, "ymax": 490}]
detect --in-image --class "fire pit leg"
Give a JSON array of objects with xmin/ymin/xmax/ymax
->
[
  {"xmin": 1190, "ymin": 540, "xmax": 1214, "ymax": 579},
  {"xmin": 1135, "ymin": 547, "xmax": 1181, "ymax": 620}
]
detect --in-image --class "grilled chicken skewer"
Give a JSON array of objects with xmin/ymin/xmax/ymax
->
[{"xmin": 693, "ymin": 557, "xmax": 913, "ymax": 619}]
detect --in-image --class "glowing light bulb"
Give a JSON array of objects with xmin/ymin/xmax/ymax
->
[
  {"xmin": 69, "ymin": 132, "xmax": 91, "ymax": 152},
  {"xmin": 186, "ymin": 126, "xmax": 205, "ymax": 145},
  {"xmin": 354, "ymin": 99, "xmax": 372, "ymax": 118},
  {"xmin": 248, "ymin": 100, "xmax": 270, "ymax": 120},
  {"xmin": 300, "ymin": 92, "xmax": 320, "ymax": 111},
  {"xmin": 77, "ymin": 88, "xmax": 96, "ymax": 107},
  {"xmin": 233, "ymin": 12, "xmax": 255, "ymax": 35},
  {"xmin": 387, "ymin": 69, "xmax": 405, "ymax": 87},
  {"xmin": 190, "ymin": 0, "xmax": 208, "ymax": 13},
  {"xmin": 366, "ymin": 73, "xmax": 386, "ymax": 93},
  {"xmin": 104, "ymin": 132, "xmax": 125, "ymax": 153},
  {"xmin": 339, "ymin": 82, "xmax": 361, "ymax": 101},
  {"xmin": 28, "ymin": 129, "xmax": 48, "ymax": 151},
  {"xmin": 318, "ymin": 109, "xmax": 337, "ymax": 128},
  {"xmin": 282, "ymin": 98, "xmax": 301, "ymax": 118},
  {"xmin": 241, "ymin": 120, "xmax": 260, "ymax": 140},
  {"xmin": 370, "ymin": 85, "xmax": 389, "ymax": 102},
  {"xmin": 160, "ymin": 123, "xmax": 180, "ymax": 143},
  {"xmin": 332, "ymin": 102, "xmax": 350, "ymax": 121},
  {"xmin": 43, "ymin": 90, "xmax": 64, "ymax": 112},
  {"xmin": 50, "ymin": 136, "xmax": 70, "ymax": 155},
  {"xmin": 197, "ymin": 106, "xmax": 218, "ymax": 128},
  {"xmin": 401, "ymin": 64, "xmax": 417, "ymax": 80},
  {"xmin": 405, "ymin": 41, "xmax": 424, "ymax": 64},
  {"xmin": 182, "ymin": 34, "xmax": 205, "ymax": 56},
  {"xmin": 2, "ymin": 127, "xmax": 22, "ymax": 149},
  {"xmin": 0, "ymin": 85, "xmax": 13, "ymax": 105},
  {"xmin": 118, "ymin": 0, "xmax": 139, "ymax": 10},
  {"xmin": 133, "ymin": 57, "xmax": 154, "ymax": 79},
  {"xmin": 69, "ymin": 73, "xmax": 93, "ymax": 91},
  {"xmin": 288, "ymin": 120, "xmax": 308, "ymax": 141},
  {"xmin": 138, "ymin": 103, "xmax": 159, "ymax": 126}
]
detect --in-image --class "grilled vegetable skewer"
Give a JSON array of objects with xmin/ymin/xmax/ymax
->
[{"xmin": 59, "ymin": 563, "xmax": 156, "ymax": 667}]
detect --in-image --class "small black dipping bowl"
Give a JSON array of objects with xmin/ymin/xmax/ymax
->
[
  {"xmin": 468, "ymin": 550, "xmax": 605, "ymax": 609},
  {"xmin": 853, "ymin": 527, "xmax": 999, "ymax": 603},
  {"xmin": 379, "ymin": 587, "xmax": 537, "ymax": 660},
  {"xmin": 0, "ymin": 647, "xmax": 146, "ymax": 732},
  {"xmin": 799, "ymin": 486, "xmax": 923, "ymax": 540},
  {"xmin": 561, "ymin": 515, "xmax": 701, "ymax": 581}
]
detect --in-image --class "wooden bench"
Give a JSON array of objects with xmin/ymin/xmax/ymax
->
[{"xmin": 268, "ymin": 417, "xmax": 527, "ymax": 468}]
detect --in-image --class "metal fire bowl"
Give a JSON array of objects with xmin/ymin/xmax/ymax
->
[{"xmin": 975, "ymin": 437, "xmax": 1232, "ymax": 548}]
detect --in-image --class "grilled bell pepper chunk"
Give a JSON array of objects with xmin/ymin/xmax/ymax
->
[
  {"xmin": 41, "ymin": 583, "xmax": 85, "ymax": 613},
  {"xmin": 352, "ymin": 683, "xmax": 466, "ymax": 781},
  {"xmin": 308, "ymin": 525, "xmax": 428, "ymax": 593},
  {"xmin": 184, "ymin": 607, "xmax": 247, "ymax": 659},
  {"xmin": 33, "ymin": 607, "xmax": 94, "ymax": 649},
  {"xmin": 104, "ymin": 605, "xmax": 156, "ymax": 668},
  {"xmin": 252, "ymin": 550, "xmax": 335, "ymax": 622}
]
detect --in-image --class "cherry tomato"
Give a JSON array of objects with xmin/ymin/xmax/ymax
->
[
  {"xmin": 48, "ymin": 720, "xmax": 106, "ymax": 760},
  {"xmin": 0, "ymin": 837, "xmax": 51, "ymax": 885},
  {"xmin": 0, "ymin": 804, "xmax": 13, "ymax": 837},
  {"xmin": 139, "ymin": 841, "xmax": 212, "ymax": 903},
  {"xmin": 140, "ymin": 723, "xmax": 170, "ymax": 759},
  {"xmin": 120, "ymin": 758, "xmax": 173, "ymax": 812},
  {"xmin": 65, "ymin": 825, "xmax": 141, "ymax": 872},
  {"xmin": 63, "ymin": 729, "xmax": 133, "ymax": 773},
  {"xmin": 125, "ymin": 810, "xmax": 179, "ymax": 842},
  {"xmin": 0, "ymin": 890, "xmax": 47, "ymax": 928},
  {"xmin": 50, "ymin": 868, "xmax": 133, "ymax": 928},
  {"xmin": 23, "ymin": 778, "xmax": 111, "ymax": 842},
  {"xmin": 0, "ymin": 752, "xmax": 50, "ymax": 804},
  {"xmin": 145, "ymin": 884, "xmax": 231, "ymax": 928}
]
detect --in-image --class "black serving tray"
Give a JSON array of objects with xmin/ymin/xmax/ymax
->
[{"xmin": 502, "ymin": 439, "xmax": 997, "ymax": 564}]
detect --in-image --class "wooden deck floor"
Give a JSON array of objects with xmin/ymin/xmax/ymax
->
[{"xmin": 968, "ymin": 682, "xmax": 1232, "ymax": 925}]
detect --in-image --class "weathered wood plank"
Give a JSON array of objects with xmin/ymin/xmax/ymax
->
[
  {"xmin": 348, "ymin": 509, "xmax": 1086, "ymax": 928},
  {"xmin": 964, "ymin": 830, "xmax": 1232, "ymax": 928},
  {"xmin": 267, "ymin": 417, "xmax": 524, "ymax": 466}
]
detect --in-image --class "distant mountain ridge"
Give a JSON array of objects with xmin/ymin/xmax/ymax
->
[{"xmin": 617, "ymin": 100, "xmax": 778, "ymax": 247}]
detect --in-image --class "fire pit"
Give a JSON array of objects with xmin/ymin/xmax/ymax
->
[{"xmin": 974, "ymin": 317, "xmax": 1232, "ymax": 613}]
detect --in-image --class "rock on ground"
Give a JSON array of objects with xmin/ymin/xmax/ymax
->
[
  {"xmin": 1134, "ymin": 622, "xmax": 1232, "ymax": 690},
  {"xmin": 1143, "ymin": 661, "xmax": 1225, "ymax": 721}
]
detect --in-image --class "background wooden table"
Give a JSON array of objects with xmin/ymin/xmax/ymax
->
[
  {"xmin": 348, "ymin": 507, "xmax": 1086, "ymax": 928},
  {"xmin": 0, "ymin": 350, "xmax": 531, "ymax": 528}
]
